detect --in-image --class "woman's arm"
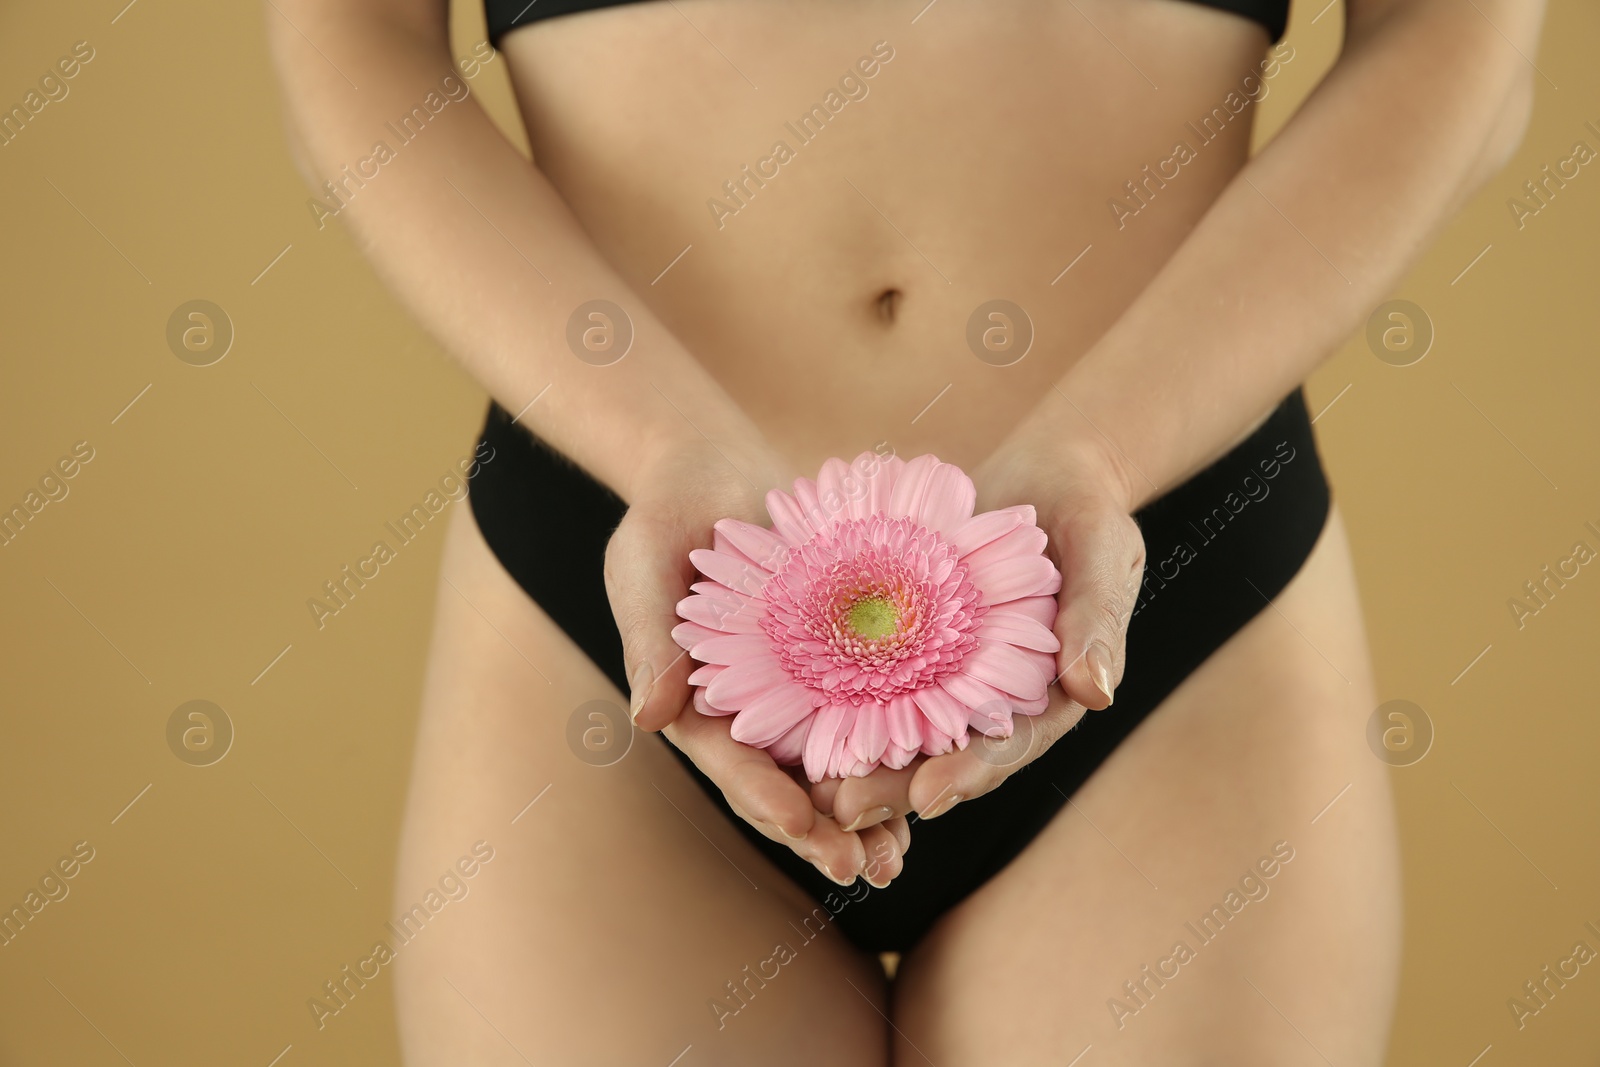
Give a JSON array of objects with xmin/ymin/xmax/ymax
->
[
  {"xmin": 974, "ymin": 0, "xmax": 1543, "ymax": 706},
  {"xmin": 263, "ymin": 0, "xmax": 782, "ymax": 505},
  {"xmin": 266, "ymin": 0, "xmax": 903, "ymax": 882},
  {"xmin": 827, "ymin": 0, "xmax": 1548, "ymax": 827},
  {"xmin": 262, "ymin": 0, "xmax": 788, "ymax": 723},
  {"xmin": 996, "ymin": 0, "xmax": 1543, "ymax": 514}
]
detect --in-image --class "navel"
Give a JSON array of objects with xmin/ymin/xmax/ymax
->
[{"xmin": 875, "ymin": 287, "xmax": 902, "ymax": 324}]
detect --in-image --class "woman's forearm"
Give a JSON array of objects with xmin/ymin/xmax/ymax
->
[
  {"xmin": 264, "ymin": 2, "xmax": 783, "ymax": 502},
  {"xmin": 1011, "ymin": 0, "xmax": 1543, "ymax": 513}
]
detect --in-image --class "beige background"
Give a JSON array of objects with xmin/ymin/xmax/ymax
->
[{"xmin": 1, "ymin": 0, "xmax": 1596, "ymax": 1063}]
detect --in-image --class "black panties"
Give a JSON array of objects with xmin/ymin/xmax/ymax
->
[
  {"xmin": 483, "ymin": 0, "xmax": 1288, "ymax": 46},
  {"xmin": 467, "ymin": 390, "xmax": 1330, "ymax": 953}
]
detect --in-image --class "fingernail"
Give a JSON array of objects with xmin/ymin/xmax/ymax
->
[
  {"xmin": 776, "ymin": 823, "xmax": 807, "ymax": 842},
  {"xmin": 921, "ymin": 793, "xmax": 963, "ymax": 820},
  {"xmin": 842, "ymin": 805, "xmax": 893, "ymax": 833},
  {"xmin": 862, "ymin": 843, "xmax": 898, "ymax": 888},
  {"xmin": 628, "ymin": 662, "xmax": 652, "ymax": 722},
  {"xmin": 816, "ymin": 862, "xmax": 855, "ymax": 887},
  {"xmin": 1087, "ymin": 641, "xmax": 1115, "ymax": 705}
]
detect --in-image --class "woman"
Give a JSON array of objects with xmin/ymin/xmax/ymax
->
[{"xmin": 268, "ymin": 0, "xmax": 1541, "ymax": 1062}]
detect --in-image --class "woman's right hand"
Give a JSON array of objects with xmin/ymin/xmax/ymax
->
[{"xmin": 604, "ymin": 439, "xmax": 911, "ymax": 888}]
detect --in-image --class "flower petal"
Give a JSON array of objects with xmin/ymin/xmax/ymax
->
[
  {"xmin": 886, "ymin": 693, "xmax": 922, "ymax": 750},
  {"xmin": 963, "ymin": 642, "xmax": 1050, "ymax": 701},
  {"xmin": 711, "ymin": 528, "xmax": 770, "ymax": 572},
  {"xmin": 766, "ymin": 716, "xmax": 812, "ymax": 764},
  {"xmin": 881, "ymin": 740, "xmax": 919, "ymax": 770},
  {"xmin": 839, "ymin": 755, "xmax": 875, "ymax": 779},
  {"xmin": 693, "ymin": 687, "xmax": 736, "ymax": 716},
  {"xmin": 885, "ymin": 454, "xmax": 941, "ymax": 523},
  {"xmin": 705, "ymin": 655, "xmax": 790, "ymax": 708},
  {"xmin": 950, "ymin": 505, "xmax": 1028, "ymax": 557},
  {"xmin": 691, "ymin": 633, "xmax": 776, "ymax": 666},
  {"xmin": 916, "ymin": 462, "xmax": 977, "ymax": 538},
  {"xmin": 961, "ymin": 522, "xmax": 1047, "ymax": 573},
  {"xmin": 967, "ymin": 554, "xmax": 1062, "ymax": 605},
  {"xmin": 671, "ymin": 619, "xmax": 724, "ymax": 652},
  {"xmin": 825, "ymin": 456, "xmax": 888, "ymax": 525},
  {"xmin": 860, "ymin": 453, "xmax": 900, "ymax": 517},
  {"xmin": 939, "ymin": 672, "xmax": 1014, "ymax": 720},
  {"xmin": 803, "ymin": 704, "xmax": 851, "ymax": 782},
  {"xmin": 792, "ymin": 476, "xmax": 827, "ymax": 537},
  {"xmin": 677, "ymin": 592, "xmax": 763, "ymax": 633},
  {"xmin": 996, "ymin": 594, "xmax": 1058, "ymax": 627},
  {"xmin": 849, "ymin": 703, "xmax": 890, "ymax": 764},
  {"xmin": 918, "ymin": 716, "xmax": 959, "ymax": 756},
  {"xmin": 976, "ymin": 610, "xmax": 1061, "ymax": 653},
  {"xmin": 968, "ymin": 702, "xmax": 1014, "ymax": 734},
  {"xmin": 829, "ymin": 457, "xmax": 881, "ymax": 525},
  {"xmin": 713, "ymin": 517, "xmax": 792, "ymax": 572},
  {"xmin": 687, "ymin": 662, "xmax": 725, "ymax": 685},
  {"xmin": 827, "ymin": 705, "xmax": 859, "ymax": 778},
  {"xmin": 912, "ymin": 684, "xmax": 973, "ymax": 739},
  {"xmin": 816, "ymin": 457, "xmax": 848, "ymax": 511},
  {"xmin": 1011, "ymin": 691, "xmax": 1052, "ymax": 714},
  {"xmin": 688, "ymin": 548, "xmax": 770, "ymax": 600},
  {"xmin": 766, "ymin": 487, "xmax": 815, "ymax": 546},
  {"xmin": 730, "ymin": 683, "xmax": 816, "ymax": 746}
]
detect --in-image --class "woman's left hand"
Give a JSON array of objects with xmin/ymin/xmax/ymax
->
[{"xmin": 811, "ymin": 432, "xmax": 1148, "ymax": 832}]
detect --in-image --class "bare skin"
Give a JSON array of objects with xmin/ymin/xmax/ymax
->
[
  {"xmin": 492, "ymin": 0, "xmax": 1273, "ymax": 472},
  {"xmin": 397, "ymin": 498, "xmax": 1395, "ymax": 1064},
  {"xmin": 263, "ymin": 0, "xmax": 1545, "ymax": 1061}
]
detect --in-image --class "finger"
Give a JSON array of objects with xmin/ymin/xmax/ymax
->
[
  {"xmin": 808, "ymin": 775, "xmax": 843, "ymax": 818},
  {"xmin": 1049, "ymin": 504, "xmax": 1145, "ymax": 711},
  {"xmin": 908, "ymin": 689, "xmax": 1088, "ymax": 819},
  {"xmin": 883, "ymin": 815, "xmax": 911, "ymax": 857},
  {"xmin": 798, "ymin": 813, "xmax": 871, "ymax": 887},
  {"xmin": 829, "ymin": 758, "xmax": 923, "ymax": 832},
  {"xmin": 857, "ymin": 823, "xmax": 905, "ymax": 888},
  {"xmin": 663, "ymin": 703, "xmax": 869, "ymax": 885},
  {"xmin": 603, "ymin": 510, "xmax": 694, "ymax": 733},
  {"xmin": 663, "ymin": 701, "xmax": 815, "ymax": 840},
  {"xmin": 779, "ymin": 762, "xmax": 815, "ymax": 792}
]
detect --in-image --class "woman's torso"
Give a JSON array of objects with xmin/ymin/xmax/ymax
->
[{"xmin": 498, "ymin": 0, "xmax": 1281, "ymax": 475}]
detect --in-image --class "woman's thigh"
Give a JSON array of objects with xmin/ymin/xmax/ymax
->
[
  {"xmin": 892, "ymin": 507, "xmax": 1403, "ymax": 1066},
  {"xmin": 391, "ymin": 505, "xmax": 889, "ymax": 1067}
]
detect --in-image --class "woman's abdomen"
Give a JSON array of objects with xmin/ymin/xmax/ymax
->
[{"xmin": 499, "ymin": 0, "xmax": 1281, "ymax": 471}]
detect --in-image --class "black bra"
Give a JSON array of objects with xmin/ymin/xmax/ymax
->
[{"xmin": 484, "ymin": 0, "xmax": 1288, "ymax": 46}]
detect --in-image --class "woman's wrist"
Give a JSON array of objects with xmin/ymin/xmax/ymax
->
[
  {"xmin": 629, "ymin": 420, "xmax": 791, "ymax": 515},
  {"xmin": 982, "ymin": 410, "xmax": 1142, "ymax": 527}
]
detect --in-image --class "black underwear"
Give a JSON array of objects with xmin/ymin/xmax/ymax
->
[
  {"xmin": 483, "ymin": 0, "xmax": 1290, "ymax": 45},
  {"xmin": 467, "ymin": 388, "xmax": 1330, "ymax": 952}
]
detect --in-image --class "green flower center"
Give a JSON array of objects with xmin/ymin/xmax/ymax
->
[{"xmin": 847, "ymin": 595, "xmax": 900, "ymax": 640}]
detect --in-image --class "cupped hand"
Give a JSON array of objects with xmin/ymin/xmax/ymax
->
[
  {"xmin": 809, "ymin": 434, "xmax": 1147, "ymax": 831},
  {"xmin": 603, "ymin": 439, "xmax": 910, "ymax": 886}
]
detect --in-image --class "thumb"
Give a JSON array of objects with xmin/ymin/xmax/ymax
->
[
  {"xmin": 1050, "ymin": 502, "xmax": 1145, "ymax": 712},
  {"xmin": 603, "ymin": 508, "xmax": 693, "ymax": 733}
]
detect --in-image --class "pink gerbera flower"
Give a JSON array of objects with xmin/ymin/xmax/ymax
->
[{"xmin": 672, "ymin": 452, "xmax": 1063, "ymax": 781}]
